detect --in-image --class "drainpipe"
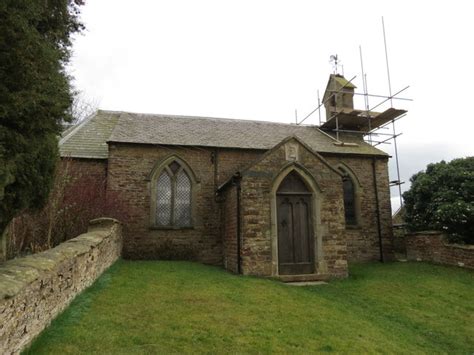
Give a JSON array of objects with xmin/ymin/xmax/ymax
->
[
  {"xmin": 234, "ymin": 173, "xmax": 242, "ymax": 274},
  {"xmin": 372, "ymin": 157, "xmax": 384, "ymax": 262},
  {"xmin": 212, "ymin": 148, "xmax": 219, "ymax": 200}
]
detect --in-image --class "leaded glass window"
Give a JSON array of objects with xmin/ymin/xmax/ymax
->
[
  {"xmin": 154, "ymin": 161, "xmax": 192, "ymax": 227},
  {"xmin": 342, "ymin": 176, "xmax": 356, "ymax": 225},
  {"xmin": 156, "ymin": 172, "xmax": 172, "ymax": 225},
  {"xmin": 175, "ymin": 170, "xmax": 192, "ymax": 226},
  {"xmin": 338, "ymin": 167, "xmax": 357, "ymax": 226}
]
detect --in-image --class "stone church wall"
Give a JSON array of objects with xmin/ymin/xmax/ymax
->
[
  {"xmin": 58, "ymin": 157, "xmax": 108, "ymax": 204},
  {"xmin": 0, "ymin": 218, "xmax": 122, "ymax": 354},
  {"xmin": 323, "ymin": 155, "xmax": 394, "ymax": 262},
  {"xmin": 62, "ymin": 157, "xmax": 108, "ymax": 189},
  {"xmin": 106, "ymin": 143, "xmax": 261, "ymax": 265},
  {"xmin": 63, "ymin": 142, "xmax": 394, "ymax": 268},
  {"xmin": 221, "ymin": 184, "xmax": 239, "ymax": 273},
  {"xmin": 215, "ymin": 148, "xmax": 263, "ymax": 186},
  {"xmin": 239, "ymin": 140, "xmax": 348, "ymax": 278}
]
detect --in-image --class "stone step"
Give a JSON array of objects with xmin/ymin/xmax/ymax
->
[{"xmin": 278, "ymin": 273, "xmax": 330, "ymax": 283}]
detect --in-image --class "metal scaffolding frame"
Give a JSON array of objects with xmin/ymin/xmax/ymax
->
[{"xmin": 295, "ymin": 17, "xmax": 411, "ymax": 209}]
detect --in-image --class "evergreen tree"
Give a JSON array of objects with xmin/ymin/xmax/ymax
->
[
  {"xmin": 0, "ymin": 0, "xmax": 84, "ymax": 234},
  {"xmin": 403, "ymin": 157, "xmax": 474, "ymax": 244}
]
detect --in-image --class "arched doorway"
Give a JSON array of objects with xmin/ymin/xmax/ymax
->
[{"xmin": 276, "ymin": 171, "xmax": 314, "ymax": 275}]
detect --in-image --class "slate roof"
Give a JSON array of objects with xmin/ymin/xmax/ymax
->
[
  {"xmin": 330, "ymin": 74, "xmax": 357, "ymax": 89},
  {"xmin": 59, "ymin": 110, "xmax": 388, "ymax": 159},
  {"xmin": 60, "ymin": 111, "xmax": 119, "ymax": 159}
]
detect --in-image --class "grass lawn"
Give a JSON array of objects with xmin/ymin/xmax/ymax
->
[{"xmin": 25, "ymin": 261, "xmax": 473, "ymax": 354}]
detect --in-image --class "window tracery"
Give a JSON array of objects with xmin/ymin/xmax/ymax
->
[{"xmin": 153, "ymin": 160, "xmax": 192, "ymax": 227}]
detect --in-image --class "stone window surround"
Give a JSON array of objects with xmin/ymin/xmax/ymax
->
[
  {"xmin": 147, "ymin": 155, "xmax": 199, "ymax": 230},
  {"xmin": 336, "ymin": 162, "xmax": 363, "ymax": 229},
  {"xmin": 270, "ymin": 162, "xmax": 327, "ymax": 277}
]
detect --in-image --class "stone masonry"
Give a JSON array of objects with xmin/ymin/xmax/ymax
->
[
  {"xmin": 405, "ymin": 231, "xmax": 474, "ymax": 269},
  {"xmin": 105, "ymin": 141, "xmax": 393, "ymax": 271},
  {"xmin": 323, "ymin": 155, "xmax": 393, "ymax": 262},
  {"xmin": 106, "ymin": 143, "xmax": 261, "ymax": 264},
  {"xmin": 0, "ymin": 218, "xmax": 122, "ymax": 354},
  {"xmin": 237, "ymin": 138, "xmax": 348, "ymax": 277},
  {"xmin": 58, "ymin": 74, "xmax": 403, "ymax": 276},
  {"xmin": 221, "ymin": 184, "xmax": 239, "ymax": 273}
]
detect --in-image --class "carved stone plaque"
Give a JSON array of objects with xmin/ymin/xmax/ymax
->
[{"xmin": 285, "ymin": 143, "xmax": 299, "ymax": 161}]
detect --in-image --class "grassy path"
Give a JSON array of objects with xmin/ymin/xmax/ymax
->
[{"xmin": 25, "ymin": 261, "xmax": 473, "ymax": 354}]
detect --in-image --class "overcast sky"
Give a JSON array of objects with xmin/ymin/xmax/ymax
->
[{"xmin": 69, "ymin": 0, "xmax": 474, "ymax": 212}]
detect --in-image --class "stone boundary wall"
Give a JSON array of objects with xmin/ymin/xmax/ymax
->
[
  {"xmin": 405, "ymin": 231, "xmax": 473, "ymax": 269},
  {"xmin": 0, "ymin": 218, "xmax": 122, "ymax": 354}
]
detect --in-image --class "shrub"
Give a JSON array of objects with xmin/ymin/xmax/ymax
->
[
  {"xmin": 6, "ymin": 158, "xmax": 129, "ymax": 259},
  {"xmin": 402, "ymin": 157, "xmax": 474, "ymax": 244}
]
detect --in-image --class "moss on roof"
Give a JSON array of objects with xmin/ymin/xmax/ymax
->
[
  {"xmin": 59, "ymin": 110, "xmax": 388, "ymax": 159},
  {"xmin": 59, "ymin": 111, "xmax": 119, "ymax": 159},
  {"xmin": 333, "ymin": 74, "xmax": 357, "ymax": 89}
]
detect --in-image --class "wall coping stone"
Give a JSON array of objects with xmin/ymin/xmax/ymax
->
[
  {"xmin": 443, "ymin": 243, "xmax": 474, "ymax": 250},
  {"xmin": 0, "ymin": 219, "xmax": 120, "ymax": 300},
  {"xmin": 0, "ymin": 218, "xmax": 122, "ymax": 354},
  {"xmin": 405, "ymin": 231, "xmax": 473, "ymax": 269},
  {"xmin": 406, "ymin": 231, "xmax": 474, "ymax": 249},
  {"xmin": 89, "ymin": 217, "xmax": 121, "ymax": 230}
]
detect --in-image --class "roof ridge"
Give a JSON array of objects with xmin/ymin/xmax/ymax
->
[
  {"xmin": 60, "ymin": 109, "xmax": 389, "ymax": 159},
  {"xmin": 105, "ymin": 110, "xmax": 319, "ymax": 128}
]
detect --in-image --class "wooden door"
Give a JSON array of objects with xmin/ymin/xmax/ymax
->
[{"xmin": 277, "ymin": 172, "xmax": 314, "ymax": 275}]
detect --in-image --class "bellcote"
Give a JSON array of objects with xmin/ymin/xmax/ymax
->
[
  {"xmin": 322, "ymin": 74, "xmax": 356, "ymax": 121},
  {"xmin": 319, "ymin": 74, "xmax": 407, "ymax": 134}
]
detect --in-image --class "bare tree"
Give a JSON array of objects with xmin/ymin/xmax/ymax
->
[{"xmin": 68, "ymin": 91, "xmax": 100, "ymax": 125}]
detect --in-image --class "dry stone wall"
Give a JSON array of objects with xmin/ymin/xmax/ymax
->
[
  {"xmin": 406, "ymin": 231, "xmax": 473, "ymax": 269},
  {"xmin": 0, "ymin": 218, "xmax": 122, "ymax": 354}
]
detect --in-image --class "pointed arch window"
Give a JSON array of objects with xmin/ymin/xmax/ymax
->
[
  {"xmin": 342, "ymin": 175, "xmax": 356, "ymax": 225},
  {"xmin": 154, "ymin": 160, "xmax": 192, "ymax": 227},
  {"xmin": 338, "ymin": 167, "xmax": 358, "ymax": 226}
]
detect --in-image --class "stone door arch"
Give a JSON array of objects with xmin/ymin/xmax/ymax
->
[
  {"xmin": 270, "ymin": 164, "xmax": 325, "ymax": 276},
  {"xmin": 276, "ymin": 171, "xmax": 314, "ymax": 275}
]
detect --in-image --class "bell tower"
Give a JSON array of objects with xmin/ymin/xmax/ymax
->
[
  {"xmin": 322, "ymin": 74, "xmax": 356, "ymax": 121},
  {"xmin": 319, "ymin": 73, "xmax": 406, "ymax": 135}
]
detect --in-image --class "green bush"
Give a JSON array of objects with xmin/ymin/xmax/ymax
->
[{"xmin": 402, "ymin": 157, "xmax": 474, "ymax": 244}]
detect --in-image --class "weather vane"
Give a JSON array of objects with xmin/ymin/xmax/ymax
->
[{"xmin": 329, "ymin": 54, "xmax": 343, "ymax": 74}]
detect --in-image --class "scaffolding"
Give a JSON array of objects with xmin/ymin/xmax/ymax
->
[{"xmin": 296, "ymin": 18, "xmax": 411, "ymax": 209}]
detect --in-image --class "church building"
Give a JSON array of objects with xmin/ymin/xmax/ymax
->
[{"xmin": 59, "ymin": 74, "xmax": 406, "ymax": 280}]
